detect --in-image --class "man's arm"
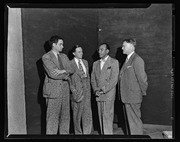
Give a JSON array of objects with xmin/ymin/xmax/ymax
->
[
  {"xmin": 42, "ymin": 54, "xmax": 68, "ymax": 80},
  {"xmin": 91, "ymin": 62, "xmax": 100, "ymax": 93},
  {"xmin": 133, "ymin": 57, "xmax": 148, "ymax": 96}
]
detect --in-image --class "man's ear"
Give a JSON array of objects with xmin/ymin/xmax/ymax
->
[
  {"xmin": 107, "ymin": 49, "xmax": 109, "ymax": 54},
  {"xmin": 52, "ymin": 43, "xmax": 56, "ymax": 47},
  {"xmin": 73, "ymin": 52, "xmax": 75, "ymax": 56}
]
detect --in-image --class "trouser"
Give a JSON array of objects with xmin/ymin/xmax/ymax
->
[
  {"xmin": 46, "ymin": 85, "xmax": 70, "ymax": 134},
  {"xmin": 97, "ymin": 100, "xmax": 114, "ymax": 135},
  {"xmin": 72, "ymin": 97, "xmax": 92, "ymax": 134},
  {"xmin": 125, "ymin": 103, "xmax": 143, "ymax": 135}
]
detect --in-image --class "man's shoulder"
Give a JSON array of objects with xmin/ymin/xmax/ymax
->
[
  {"xmin": 82, "ymin": 59, "xmax": 88, "ymax": 64},
  {"xmin": 93, "ymin": 60, "xmax": 100, "ymax": 65},
  {"xmin": 60, "ymin": 53, "xmax": 70, "ymax": 60},
  {"xmin": 132, "ymin": 53, "xmax": 144, "ymax": 65},
  {"xmin": 60, "ymin": 53, "xmax": 67, "ymax": 57},
  {"xmin": 133, "ymin": 53, "xmax": 143, "ymax": 61},
  {"xmin": 42, "ymin": 51, "xmax": 52, "ymax": 59},
  {"xmin": 109, "ymin": 56, "xmax": 118, "ymax": 63},
  {"xmin": 70, "ymin": 58, "xmax": 75, "ymax": 63}
]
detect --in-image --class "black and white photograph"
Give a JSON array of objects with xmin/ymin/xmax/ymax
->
[{"xmin": 5, "ymin": 3, "xmax": 174, "ymax": 140}]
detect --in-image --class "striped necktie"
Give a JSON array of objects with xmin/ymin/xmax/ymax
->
[{"xmin": 78, "ymin": 59, "xmax": 85, "ymax": 75}]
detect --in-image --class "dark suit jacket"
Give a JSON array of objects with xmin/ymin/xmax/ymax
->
[
  {"xmin": 42, "ymin": 50, "xmax": 73, "ymax": 98},
  {"xmin": 91, "ymin": 56, "xmax": 119, "ymax": 101},
  {"xmin": 119, "ymin": 52, "xmax": 148, "ymax": 103}
]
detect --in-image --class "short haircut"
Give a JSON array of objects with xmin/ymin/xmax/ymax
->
[
  {"xmin": 99, "ymin": 43, "xmax": 110, "ymax": 51},
  {"xmin": 72, "ymin": 45, "xmax": 82, "ymax": 53},
  {"xmin": 123, "ymin": 38, "xmax": 136, "ymax": 46},
  {"xmin": 49, "ymin": 35, "xmax": 63, "ymax": 48}
]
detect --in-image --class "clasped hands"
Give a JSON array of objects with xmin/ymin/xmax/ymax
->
[{"xmin": 95, "ymin": 86, "xmax": 105, "ymax": 97}]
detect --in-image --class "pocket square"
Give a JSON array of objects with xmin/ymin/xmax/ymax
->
[
  {"xmin": 127, "ymin": 66, "xmax": 132, "ymax": 68},
  {"xmin": 107, "ymin": 66, "xmax": 111, "ymax": 70}
]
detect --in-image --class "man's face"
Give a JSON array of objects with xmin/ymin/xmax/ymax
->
[
  {"xmin": 73, "ymin": 47, "xmax": 83, "ymax": 59},
  {"xmin": 98, "ymin": 44, "xmax": 109, "ymax": 59},
  {"xmin": 53, "ymin": 39, "xmax": 64, "ymax": 52},
  {"xmin": 122, "ymin": 41, "xmax": 132, "ymax": 55}
]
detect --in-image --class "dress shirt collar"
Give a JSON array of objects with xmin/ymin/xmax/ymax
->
[
  {"xmin": 127, "ymin": 51, "xmax": 134, "ymax": 60},
  {"xmin": 52, "ymin": 50, "xmax": 59, "ymax": 58},
  {"xmin": 100, "ymin": 55, "xmax": 109, "ymax": 62},
  {"xmin": 74, "ymin": 57, "xmax": 82, "ymax": 63}
]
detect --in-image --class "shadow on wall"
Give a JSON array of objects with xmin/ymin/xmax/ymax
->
[
  {"xmin": 67, "ymin": 46, "xmax": 75, "ymax": 61},
  {"xmin": 36, "ymin": 58, "xmax": 46, "ymax": 135},
  {"xmin": 35, "ymin": 40, "xmax": 52, "ymax": 135},
  {"xmin": 114, "ymin": 46, "xmax": 128, "ymax": 135},
  {"xmin": 90, "ymin": 50, "xmax": 101, "ymax": 133}
]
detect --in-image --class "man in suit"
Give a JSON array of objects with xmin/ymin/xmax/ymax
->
[
  {"xmin": 69, "ymin": 45, "xmax": 92, "ymax": 134},
  {"xmin": 91, "ymin": 43, "xmax": 119, "ymax": 135},
  {"xmin": 119, "ymin": 38, "xmax": 148, "ymax": 135},
  {"xmin": 42, "ymin": 35, "xmax": 73, "ymax": 134}
]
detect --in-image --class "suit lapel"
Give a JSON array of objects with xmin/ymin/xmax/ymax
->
[
  {"xmin": 101, "ymin": 56, "xmax": 111, "ymax": 77},
  {"xmin": 49, "ymin": 50, "xmax": 60, "ymax": 69},
  {"xmin": 95, "ymin": 60, "xmax": 101, "ymax": 79},
  {"xmin": 120, "ymin": 52, "xmax": 136, "ymax": 75},
  {"xmin": 73, "ymin": 58, "xmax": 84, "ymax": 76},
  {"xmin": 82, "ymin": 59, "xmax": 88, "ymax": 74},
  {"xmin": 72, "ymin": 58, "xmax": 79, "ymax": 72}
]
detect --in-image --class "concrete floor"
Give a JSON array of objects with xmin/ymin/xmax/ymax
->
[
  {"xmin": 91, "ymin": 123, "xmax": 173, "ymax": 139},
  {"xmin": 27, "ymin": 120, "xmax": 172, "ymax": 139}
]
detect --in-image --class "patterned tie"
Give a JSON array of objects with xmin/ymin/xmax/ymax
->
[
  {"xmin": 57, "ymin": 53, "xmax": 65, "ymax": 69},
  {"xmin": 78, "ymin": 59, "xmax": 85, "ymax": 75}
]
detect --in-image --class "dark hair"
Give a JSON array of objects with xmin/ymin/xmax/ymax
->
[
  {"xmin": 72, "ymin": 45, "xmax": 82, "ymax": 53},
  {"xmin": 99, "ymin": 43, "xmax": 110, "ymax": 51},
  {"xmin": 123, "ymin": 38, "xmax": 136, "ymax": 46},
  {"xmin": 49, "ymin": 35, "xmax": 63, "ymax": 48}
]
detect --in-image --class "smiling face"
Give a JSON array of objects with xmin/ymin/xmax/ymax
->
[
  {"xmin": 98, "ymin": 44, "xmax": 109, "ymax": 59},
  {"xmin": 52, "ymin": 39, "xmax": 64, "ymax": 52},
  {"xmin": 73, "ymin": 47, "xmax": 83, "ymax": 59}
]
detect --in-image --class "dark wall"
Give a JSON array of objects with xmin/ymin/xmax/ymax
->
[
  {"xmin": 22, "ymin": 4, "xmax": 172, "ymax": 134},
  {"xmin": 98, "ymin": 4, "xmax": 172, "ymax": 125},
  {"xmin": 22, "ymin": 8, "xmax": 98, "ymax": 134}
]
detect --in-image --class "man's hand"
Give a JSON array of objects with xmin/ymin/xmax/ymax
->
[
  {"xmin": 101, "ymin": 86, "xmax": 106, "ymax": 93},
  {"xmin": 95, "ymin": 90, "xmax": 103, "ymax": 97},
  {"xmin": 64, "ymin": 74, "xmax": 70, "ymax": 80}
]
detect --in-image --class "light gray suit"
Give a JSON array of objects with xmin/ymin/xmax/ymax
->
[
  {"xmin": 70, "ymin": 59, "xmax": 92, "ymax": 134},
  {"xmin": 119, "ymin": 52, "xmax": 148, "ymax": 135},
  {"xmin": 91, "ymin": 56, "xmax": 119, "ymax": 134},
  {"xmin": 42, "ymin": 50, "xmax": 73, "ymax": 134}
]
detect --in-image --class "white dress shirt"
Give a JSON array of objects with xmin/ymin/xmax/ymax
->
[
  {"xmin": 100, "ymin": 55, "xmax": 109, "ymax": 70},
  {"xmin": 74, "ymin": 57, "xmax": 87, "ymax": 74}
]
